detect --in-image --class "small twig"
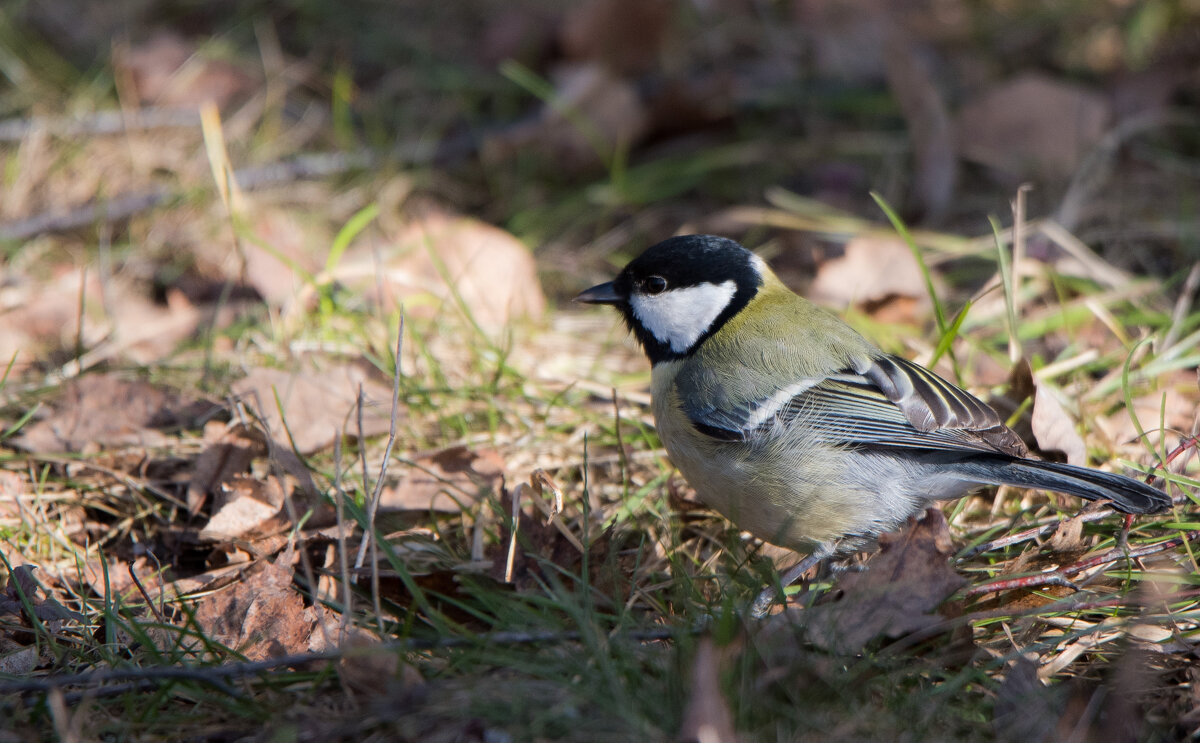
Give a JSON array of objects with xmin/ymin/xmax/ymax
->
[
  {"xmin": 352, "ymin": 316, "xmax": 404, "ymax": 633},
  {"xmin": 0, "ymin": 107, "xmax": 202, "ymax": 142},
  {"xmin": 332, "ymin": 433, "xmax": 353, "ymax": 637},
  {"xmin": 0, "ymin": 627, "xmax": 680, "ymax": 702},
  {"xmin": 965, "ymin": 530, "xmax": 1200, "ymax": 597},
  {"xmin": 957, "ymin": 506, "xmax": 1123, "ymax": 559},
  {"xmin": 880, "ymin": 587, "xmax": 1200, "ymax": 657},
  {"xmin": 504, "ymin": 483, "xmax": 523, "ymax": 583},
  {"xmin": 126, "ymin": 563, "xmax": 165, "ymax": 624}
]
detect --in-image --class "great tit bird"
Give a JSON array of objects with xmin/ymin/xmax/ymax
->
[{"xmin": 577, "ymin": 235, "xmax": 1170, "ymax": 606}]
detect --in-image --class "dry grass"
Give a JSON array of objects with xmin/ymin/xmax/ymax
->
[{"xmin": 1, "ymin": 3, "xmax": 1200, "ymax": 740}]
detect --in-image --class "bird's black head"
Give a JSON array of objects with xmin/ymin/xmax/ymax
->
[{"xmin": 575, "ymin": 235, "xmax": 765, "ymax": 363}]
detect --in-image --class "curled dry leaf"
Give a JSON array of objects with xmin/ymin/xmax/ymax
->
[
  {"xmin": 187, "ymin": 421, "xmax": 269, "ymax": 516},
  {"xmin": 199, "ymin": 475, "xmax": 289, "ymax": 542},
  {"xmin": 1, "ymin": 565, "xmax": 85, "ymax": 625},
  {"xmin": 1047, "ymin": 510, "xmax": 1087, "ymax": 554},
  {"xmin": 1032, "ymin": 383, "xmax": 1088, "ymax": 467},
  {"xmin": 797, "ymin": 508, "xmax": 967, "ymax": 654}
]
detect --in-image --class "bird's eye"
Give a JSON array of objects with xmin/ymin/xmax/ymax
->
[{"xmin": 644, "ymin": 276, "xmax": 668, "ymax": 295}]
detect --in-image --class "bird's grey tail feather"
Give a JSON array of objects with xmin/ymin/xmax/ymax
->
[{"xmin": 951, "ymin": 456, "xmax": 1169, "ymax": 514}]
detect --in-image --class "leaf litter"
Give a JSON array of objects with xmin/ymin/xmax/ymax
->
[{"xmin": 1, "ymin": 2, "xmax": 1199, "ymax": 740}]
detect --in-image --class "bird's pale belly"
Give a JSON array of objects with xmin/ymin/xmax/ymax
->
[{"xmin": 653, "ymin": 395, "xmax": 965, "ymax": 554}]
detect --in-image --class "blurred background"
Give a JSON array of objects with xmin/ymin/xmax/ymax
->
[
  {"xmin": 3, "ymin": 3, "xmax": 1200, "ymax": 739},
  {"xmin": 3, "ymin": 0, "xmax": 1199, "ymax": 344}
]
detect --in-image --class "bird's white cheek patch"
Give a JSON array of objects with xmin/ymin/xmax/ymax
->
[{"xmin": 630, "ymin": 280, "xmax": 737, "ymax": 353}]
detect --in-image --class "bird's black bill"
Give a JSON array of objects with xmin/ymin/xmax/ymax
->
[{"xmin": 574, "ymin": 281, "xmax": 624, "ymax": 305}]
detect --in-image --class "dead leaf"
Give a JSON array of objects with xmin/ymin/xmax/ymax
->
[
  {"xmin": 799, "ymin": 509, "xmax": 967, "ymax": 654},
  {"xmin": 1032, "ymin": 383, "xmax": 1088, "ymax": 466},
  {"xmin": 187, "ymin": 421, "xmax": 269, "ymax": 516},
  {"xmin": 351, "ymin": 209, "xmax": 546, "ymax": 332},
  {"xmin": 0, "ymin": 565, "xmax": 85, "ymax": 625},
  {"xmin": 80, "ymin": 555, "xmax": 169, "ymax": 603},
  {"xmin": 11, "ymin": 373, "xmax": 214, "ymax": 454},
  {"xmin": 956, "ymin": 74, "xmax": 1112, "ymax": 180},
  {"xmin": 0, "ymin": 642, "xmax": 38, "ymax": 676},
  {"xmin": 380, "ymin": 446, "xmax": 505, "ymax": 513},
  {"xmin": 0, "ymin": 269, "xmax": 199, "ymax": 376},
  {"xmin": 560, "ymin": 0, "xmax": 671, "ymax": 75},
  {"xmin": 193, "ymin": 547, "xmax": 323, "ymax": 660},
  {"xmin": 115, "ymin": 30, "xmax": 257, "ymax": 109},
  {"xmin": 231, "ymin": 362, "xmax": 393, "ymax": 455},
  {"xmin": 0, "ymin": 471, "xmax": 24, "ymax": 520},
  {"xmin": 337, "ymin": 632, "xmax": 424, "ymax": 703},
  {"xmin": 807, "ymin": 236, "xmax": 937, "ymax": 321},
  {"xmin": 1095, "ymin": 376, "xmax": 1195, "ymax": 452},
  {"xmin": 677, "ymin": 637, "xmax": 741, "ymax": 743},
  {"xmin": 199, "ymin": 475, "xmax": 288, "ymax": 542},
  {"xmin": 482, "ymin": 62, "xmax": 648, "ymax": 171},
  {"xmin": 242, "ymin": 206, "xmax": 325, "ymax": 308},
  {"xmin": 1047, "ymin": 511, "xmax": 1086, "ymax": 554}
]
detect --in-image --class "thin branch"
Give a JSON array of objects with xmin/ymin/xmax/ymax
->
[
  {"xmin": 0, "ymin": 627, "xmax": 679, "ymax": 701},
  {"xmin": 965, "ymin": 530, "xmax": 1199, "ymax": 597}
]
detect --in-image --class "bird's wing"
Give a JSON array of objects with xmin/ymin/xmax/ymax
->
[
  {"xmin": 681, "ymin": 354, "xmax": 1027, "ymax": 456},
  {"xmin": 859, "ymin": 354, "xmax": 1027, "ymax": 456}
]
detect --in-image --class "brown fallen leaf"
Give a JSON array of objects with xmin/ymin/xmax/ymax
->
[
  {"xmin": 11, "ymin": 373, "xmax": 215, "ymax": 454},
  {"xmin": 798, "ymin": 508, "xmax": 967, "ymax": 654},
  {"xmin": 241, "ymin": 206, "xmax": 326, "ymax": 308},
  {"xmin": 114, "ymin": 30, "xmax": 258, "ymax": 109},
  {"xmin": 1032, "ymin": 382, "xmax": 1088, "ymax": 467},
  {"xmin": 0, "ymin": 470, "xmax": 24, "ymax": 520},
  {"xmin": 677, "ymin": 637, "xmax": 741, "ymax": 743},
  {"xmin": 364, "ymin": 209, "xmax": 548, "ymax": 334},
  {"xmin": 231, "ymin": 362, "xmax": 393, "ymax": 455},
  {"xmin": 1094, "ymin": 374, "xmax": 1195, "ymax": 453},
  {"xmin": 187, "ymin": 421, "xmax": 270, "ymax": 517},
  {"xmin": 482, "ymin": 62, "xmax": 648, "ymax": 172},
  {"xmin": 192, "ymin": 547, "xmax": 324, "ymax": 660},
  {"xmin": 956, "ymin": 74, "xmax": 1112, "ymax": 181},
  {"xmin": 199, "ymin": 475, "xmax": 289, "ymax": 542},
  {"xmin": 337, "ymin": 632, "xmax": 424, "ymax": 704},
  {"xmin": 380, "ymin": 445, "xmax": 505, "ymax": 514},
  {"xmin": 1047, "ymin": 510, "xmax": 1087, "ymax": 554},
  {"xmin": 560, "ymin": 0, "xmax": 671, "ymax": 75},
  {"xmin": 1, "ymin": 565, "xmax": 85, "ymax": 625},
  {"xmin": 807, "ymin": 236, "xmax": 937, "ymax": 322}
]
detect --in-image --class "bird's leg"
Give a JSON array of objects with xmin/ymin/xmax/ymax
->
[{"xmin": 750, "ymin": 552, "xmax": 825, "ymax": 618}]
